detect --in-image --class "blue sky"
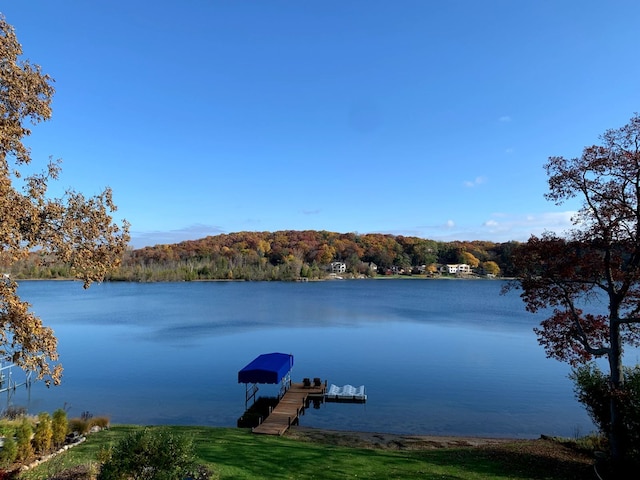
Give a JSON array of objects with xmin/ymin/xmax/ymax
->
[{"xmin": 3, "ymin": 1, "xmax": 639, "ymax": 248}]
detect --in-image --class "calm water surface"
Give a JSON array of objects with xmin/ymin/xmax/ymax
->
[{"xmin": 8, "ymin": 279, "xmax": 606, "ymax": 438}]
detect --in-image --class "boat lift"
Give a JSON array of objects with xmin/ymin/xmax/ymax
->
[{"xmin": 0, "ymin": 362, "xmax": 32, "ymax": 394}]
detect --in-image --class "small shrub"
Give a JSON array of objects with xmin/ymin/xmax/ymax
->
[
  {"xmin": 15, "ymin": 417, "xmax": 33, "ymax": 462},
  {"xmin": 90, "ymin": 416, "xmax": 110, "ymax": 429},
  {"xmin": 0, "ymin": 435, "xmax": 17, "ymax": 468},
  {"xmin": 574, "ymin": 433, "xmax": 608, "ymax": 453},
  {"xmin": 33, "ymin": 412, "xmax": 53, "ymax": 454},
  {"xmin": 96, "ymin": 444, "xmax": 112, "ymax": 464},
  {"xmin": 97, "ymin": 427, "xmax": 199, "ymax": 480},
  {"xmin": 1, "ymin": 406, "xmax": 26, "ymax": 420},
  {"xmin": 52, "ymin": 409, "xmax": 68, "ymax": 448},
  {"xmin": 571, "ymin": 363, "xmax": 640, "ymax": 458},
  {"xmin": 68, "ymin": 418, "xmax": 90, "ymax": 435}
]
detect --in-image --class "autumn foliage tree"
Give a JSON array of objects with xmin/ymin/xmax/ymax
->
[
  {"xmin": 0, "ymin": 15, "xmax": 129, "ymax": 385},
  {"xmin": 480, "ymin": 260, "xmax": 500, "ymax": 276},
  {"xmin": 509, "ymin": 114, "xmax": 640, "ymax": 466}
]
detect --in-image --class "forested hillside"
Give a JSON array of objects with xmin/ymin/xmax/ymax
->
[
  {"xmin": 8, "ymin": 230, "xmax": 520, "ymax": 282},
  {"xmin": 21, "ymin": 231, "xmax": 521, "ymax": 282}
]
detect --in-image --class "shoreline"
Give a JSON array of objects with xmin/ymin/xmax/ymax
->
[{"xmin": 285, "ymin": 425, "xmax": 527, "ymax": 450}]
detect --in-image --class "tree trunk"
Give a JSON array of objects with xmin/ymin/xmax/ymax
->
[{"xmin": 608, "ymin": 318, "xmax": 625, "ymax": 465}]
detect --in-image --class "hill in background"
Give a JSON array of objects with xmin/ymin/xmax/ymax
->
[{"xmin": 9, "ymin": 230, "xmax": 520, "ymax": 282}]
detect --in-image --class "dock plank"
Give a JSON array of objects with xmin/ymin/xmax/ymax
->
[{"xmin": 252, "ymin": 381, "xmax": 325, "ymax": 435}]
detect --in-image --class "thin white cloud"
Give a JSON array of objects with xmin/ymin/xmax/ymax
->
[
  {"xmin": 478, "ymin": 211, "xmax": 576, "ymax": 241},
  {"xmin": 499, "ymin": 115, "xmax": 512, "ymax": 122},
  {"xmin": 406, "ymin": 211, "xmax": 577, "ymax": 243},
  {"xmin": 464, "ymin": 176, "xmax": 487, "ymax": 188}
]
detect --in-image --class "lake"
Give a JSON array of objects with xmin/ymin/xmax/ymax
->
[{"xmin": 8, "ymin": 279, "xmax": 602, "ymax": 438}]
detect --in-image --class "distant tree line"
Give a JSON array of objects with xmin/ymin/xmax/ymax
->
[{"xmin": 7, "ymin": 231, "xmax": 519, "ymax": 282}]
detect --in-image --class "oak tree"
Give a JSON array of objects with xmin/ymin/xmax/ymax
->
[
  {"xmin": 509, "ymin": 114, "xmax": 640, "ymax": 464},
  {"xmin": 0, "ymin": 15, "xmax": 129, "ymax": 385}
]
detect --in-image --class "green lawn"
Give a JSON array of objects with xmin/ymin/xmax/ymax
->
[{"xmin": 18, "ymin": 426, "xmax": 593, "ymax": 480}]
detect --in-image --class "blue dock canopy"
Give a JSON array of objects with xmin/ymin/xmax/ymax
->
[{"xmin": 238, "ymin": 353, "xmax": 294, "ymax": 384}]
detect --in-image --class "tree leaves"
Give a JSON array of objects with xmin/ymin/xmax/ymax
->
[
  {"xmin": 512, "ymin": 114, "xmax": 640, "ymax": 462},
  {"xmin": 0, "ymin": 15, "xmax": 129, "ymax": 385}
]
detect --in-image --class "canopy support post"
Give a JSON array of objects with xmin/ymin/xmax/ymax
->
[{"xmin": 245, "ymin": 382, "xmax": 259, "ymax": 409}]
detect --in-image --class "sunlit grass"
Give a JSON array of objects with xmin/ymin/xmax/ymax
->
[{"xmin": 18, "ymin": 425, "xmax": 592, "ymax": 480}]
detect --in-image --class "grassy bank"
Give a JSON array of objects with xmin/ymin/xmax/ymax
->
[{"xmin": 17, "ymin": 425, "xmax": 596, "ymax": 480}]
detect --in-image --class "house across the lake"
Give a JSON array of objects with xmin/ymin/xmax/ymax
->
[
  {"xmin": 329, "ymin": 262, "xmax": 347, "ymax": 274},
  {"xmin": 440, "ymin": 263, "xmax": 472, "ymax": 275}
]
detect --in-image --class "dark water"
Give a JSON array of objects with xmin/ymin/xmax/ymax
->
[{"xmin": 7, "ymin": 279, "xmax": 607, "ymax": 438}]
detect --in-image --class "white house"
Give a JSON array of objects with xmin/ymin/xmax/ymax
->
[
  {"xmin": 329, "ymin": 262, "xmax": 347, "ymax": 274},
  {"xmin": 442, "ymin": 263, "xmax": 472, "ymax": 275}
]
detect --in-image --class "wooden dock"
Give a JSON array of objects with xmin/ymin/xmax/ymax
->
[{"xmin": 252, "ymin": 381, "xmax": 325, "ymax": 435}]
